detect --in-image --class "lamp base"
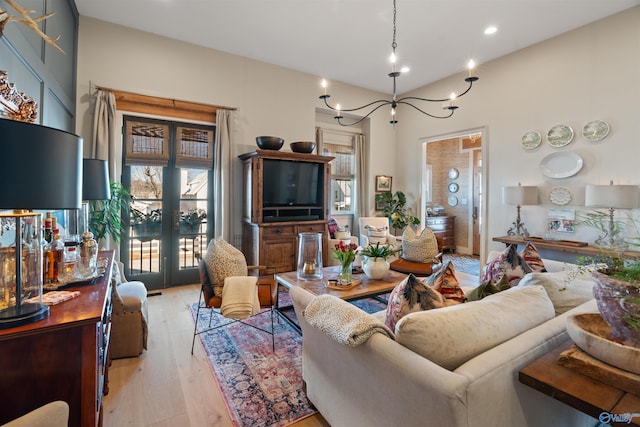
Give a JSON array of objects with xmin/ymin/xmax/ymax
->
[
  {"xmin": 506, "ymin": 205, "xmax": 530, "ymax": 238},
  {"xmin": 0, "ymin": 303, "xmax": 50, "ymax": 329}
]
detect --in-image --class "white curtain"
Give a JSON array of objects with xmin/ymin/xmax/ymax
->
[
  {"xmin": 354, "ymin": 133, "xmax": 367, "ymax": 218},
  {"xmin": 91, "ymin": 90, "xmax": 118, "ymax": 180},
  {"xmin": 214, "ymin": 110, "xmax": 233, "ymax": 242}
]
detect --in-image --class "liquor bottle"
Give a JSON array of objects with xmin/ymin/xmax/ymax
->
[
  {"xmin": 47, "ymin": 230, "xmax": 64, "ymax": 282},
  {"xmin": 43, "ymin": 212, "xmax": 52, "ymax": 243}
]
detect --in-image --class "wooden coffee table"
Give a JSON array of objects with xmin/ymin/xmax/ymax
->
[{"xmin": 276, "ymin": 265, "xmax": 407, "ymax": 331}]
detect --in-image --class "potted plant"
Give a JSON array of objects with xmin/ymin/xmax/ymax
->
[
  {"xmin": 130, "ymin": 207, "xmax": 162, "ymax": 242},
  {"xmin": 179, "ymin": 209, "xmax": 206, "ymax": 235},
  {"xmin": 88, "ymin": 182, "xmax": 132, "ymax": 245},
  {"xmin": 375, "ymin": 191, "xmax": 420, "ymax": 234},
  {"xmin": 359, "ymin": 242, "xmax": 396, "ymax": 279}
]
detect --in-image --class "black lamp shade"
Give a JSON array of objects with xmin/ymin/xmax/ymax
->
[
  {"xmin": 83, "ymin": 159, "xmax": 111, "ymax": 200},
  {"xmin": 0, "ymin": 119, "xmax": 82, "ymax": 209}
]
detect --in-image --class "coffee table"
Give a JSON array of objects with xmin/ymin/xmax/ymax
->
[{"xmin": 276, "ymin": 265, "xmax": 407, "ymax": 331}]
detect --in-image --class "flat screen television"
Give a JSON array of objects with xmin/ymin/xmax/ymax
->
[{"xmin": 262, "ymin": 159, "xmax": 322, "ymax": 207}]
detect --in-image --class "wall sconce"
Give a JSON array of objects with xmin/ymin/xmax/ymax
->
[
  {"xmin": 502, "ymin": 183, "xmax": 538, "ymax": 238},
  {"xmin": 0, "ymin": 119, "xmax": 82, "ymax": 328},
  {"xmin": 585, "ymin": 181, "xmax": 638, "ymax": 248}
]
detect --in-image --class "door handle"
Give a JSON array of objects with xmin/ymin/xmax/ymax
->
[
  {"xmin": 173, "ymin": 210, "xmax": 180, "ymax": 230},
  {"xmin": 473, "ymin": 207, "xmax": 478, "ymax": 220}
]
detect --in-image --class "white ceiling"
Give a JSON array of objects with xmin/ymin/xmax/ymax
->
[{"xmin": 74, "ymin": 0, "xmax": 640, "ymax": 95}]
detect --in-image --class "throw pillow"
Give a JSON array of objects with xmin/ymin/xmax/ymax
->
[
  {"xmin": 204, "ymin": 236, "xmax": 248, "ymax": 296},
  {"xmin": 395, "ymin": 286, "xmax": 555, "ymax": 370},
  {"xmin": 424, "ymin": 261, "xmax": 466, "ymax": 303},
  {"xmin": 465, "ymin": 275, "xmax": 510, "ymax": 301},
  {"xmin": 385, "ymin": 273, "xmax": 447, "ymax": 331},
  {"xmin": 401, "ymin": 226, "xmax": 439, "ymax": 263},
  {"xmin": 328, "ymin": 217, "xmax": 338, "ymax": 238},
  {"xmin": 365, "ymin": 224, "xmax": 388, "ymax": 245},
  {"xmin": 520, "ymin": 242, "xmax": 546, "ymax": 273},
  {"xmin": 518, "ymin": 265, "xmax": 598, "ymax": 315},
  {"xmin": 481, "ymin": 244, "xmax": 532, "ymax": 286}
]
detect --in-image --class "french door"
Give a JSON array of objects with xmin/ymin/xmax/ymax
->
[{"xmin": 120, "ymin": 116, "xmax": 215, "ymax": 290}]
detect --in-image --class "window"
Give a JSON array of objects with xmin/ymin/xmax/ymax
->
[{"xmin": 319, "ymin": 130, "xmax": 358, "ymax": 214}]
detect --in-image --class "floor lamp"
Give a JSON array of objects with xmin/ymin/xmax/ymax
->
[
  {"xmin": 503, "ymin": 183, "xmax": 538, "ymax": 238},
  {"xmin": 0, "ymin": 119, "xmax": 82, "ymax": 328},
  {"xmin": 585, "ymin": 182, "xmax": 639, "ymax": 248}
]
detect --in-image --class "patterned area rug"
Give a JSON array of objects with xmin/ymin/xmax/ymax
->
[
  {"xmin": 190, "ymin": 304, "xmax": 315, "ymax": 427},
  {"xmin": 443, "ymin": 253, "xmax": 481, "ymax": 276}
]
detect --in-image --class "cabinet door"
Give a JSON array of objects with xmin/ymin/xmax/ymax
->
[{"xmin": 260, "ymin": 238, "xmax": 296, "ymax": 272}]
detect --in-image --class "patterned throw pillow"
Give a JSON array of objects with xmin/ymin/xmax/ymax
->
[
  {"xmin": 385, "ymin": 274, "xmax": 447, "ymax": 331},
  {"xmin": 481, "ymin": 244, "xmax": 533, "ymax": 286},
  {"xmin": 465, "ymin": 275, "xmax": 511, "ymax": 302},
  {"xmin": 520, "ymin": 242, "xmax": 547, "ymax": 273},
  {"xmin": 365, "ymin": 224, "xmax": 388, "ymax": 245},
  {"xmin": 204, "ymin": 236, "xmax": 248, "ymax": 296},
  {"xmin": 401, "ymin": 226, "xmax": 439, "ymax": 263},
  {"xmin": 425, "ymin": 261, "xmax": 466, "ymax": 303}
]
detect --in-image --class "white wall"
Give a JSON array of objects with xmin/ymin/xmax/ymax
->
[
  {"xmin": 396, "ymin": 7, "xmax": 640, "ymax": 259},
  {"xmin": 75, "ymin": 17, "xmax": 396, "ymax": 239}
]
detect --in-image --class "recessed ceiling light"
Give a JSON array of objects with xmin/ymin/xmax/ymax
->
[{"xmin": 484, "ymin": 26, "xmax": 497, "ymax": 35}]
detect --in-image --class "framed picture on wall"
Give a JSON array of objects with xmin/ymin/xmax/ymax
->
[
  {"xmin": 375, "ymin": 175, "xmax": 392, "ymax": 192},
  {"xmin": 375, "ymin": 198, "xmax": 386, "ymax": 211}
]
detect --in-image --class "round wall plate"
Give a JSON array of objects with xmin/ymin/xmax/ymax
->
[
  {"xmin": 448, "ymin": 168, "xmax": 459, "ymax": 180},
  {"xmin": 447, "ymin": 195, "xmax": 458, "ymax": 207},
  {"xmin": 448, "ymin": 182, "xmax": 459, "ymax": 193}
]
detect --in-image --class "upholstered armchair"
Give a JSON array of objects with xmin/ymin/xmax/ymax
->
[
  {"xmin": 1, "ymin": 401, "xmax": 68, "ymax": 427},
  {"xmin": 110, "ymin": 262, "xmax": 149, "ymax": 359}
]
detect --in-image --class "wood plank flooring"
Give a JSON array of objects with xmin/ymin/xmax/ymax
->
[{"xmin": 103, "ymin": 284, "xmax": 329, "ymax": 427}]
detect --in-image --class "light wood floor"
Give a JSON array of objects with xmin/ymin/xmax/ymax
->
[{"xmin": 103, "ymin": 284, "xmax": 329, "ymax": 427}]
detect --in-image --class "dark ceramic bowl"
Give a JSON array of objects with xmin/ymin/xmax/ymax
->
[
  {"xmin": 290, "ymin": 141, "xmax": 316, "ymax": 153},
  {"xmin": 256, "ymin": 136, "xmax": 284, "ymax": 150}
]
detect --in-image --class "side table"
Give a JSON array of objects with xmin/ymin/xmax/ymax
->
[{"xmin": 519, "ymin": 340, "xmax": 640, "ymax": 426}]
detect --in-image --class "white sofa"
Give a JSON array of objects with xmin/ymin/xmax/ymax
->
[{"xmin": 290, "ymin": 255, "xmax": 599, "ymax": 427}]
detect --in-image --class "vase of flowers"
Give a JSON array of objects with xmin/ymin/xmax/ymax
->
[
  {"xmin": 332, "ymin": 241, "xmax": 358, "ymax": 285},
  {"xmin": 360, "ymin": 242, "xmax": 395, "ymax": 279}
]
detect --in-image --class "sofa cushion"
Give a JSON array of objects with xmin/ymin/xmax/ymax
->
[
  {"xmin": 384, "ymin": 274, "xmax": 447, "ymax": 331},
  {"xmin": 395, "ymin": 285, "xmax": 555, "ymax": 370},
  {"xmin": 365, "ymin": 224, "xmax": 388, "ymax": 245},
  {"xmin": 401, "ymin": 226, "xmax": 439, "ymax": 262},
  {"xmin": 425, "ymin": 261, "xmax": 466, "ymax": 303},
  {"xmin": 465, "ymin": 275, "xmax": 510, "ymax": 301},
  {"xmin": 518, "ymin": 265, "xmax": 597, "ymax": 315},
  {"xmin": 481, "ymin": 244, "xmax": 533, "ymax": 286},
  {"xmin": 204, "ymin": 236, "xmax": 248, "ymax": 296}
]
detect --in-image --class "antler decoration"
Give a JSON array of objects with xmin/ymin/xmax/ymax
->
[{"xmin": 0, "ymin": 0, "xmax": 64, "ymax": 53}]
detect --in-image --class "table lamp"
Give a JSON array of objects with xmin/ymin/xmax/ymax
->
[
  {"xmin": 502, "ymin": 183, "xmax": 538, "ymax": 238},
  {"xmin": 78, "ymin": 158, "xmax": 111, "ymax": 234},
  {"xmin": 585, "ymin": 181, "xmax": 638, "ymax": 248},
  {"xmin": 0, "ymin": 119, "xmax": 82, "ymax": 328}
]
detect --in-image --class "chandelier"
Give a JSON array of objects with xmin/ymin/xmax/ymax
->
[{"xmin": 319, "ymin": 0, "xmax": 479, "ymax": 126}]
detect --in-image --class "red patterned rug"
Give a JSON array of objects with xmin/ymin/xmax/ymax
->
[{"xmin": 190, "ymin": 304, "xmax": 316, "ymax": 427}]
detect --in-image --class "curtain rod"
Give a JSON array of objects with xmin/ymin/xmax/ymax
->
[{"xmin": 89, "ymin": 81, "xmax": 238, "ymax": 111}]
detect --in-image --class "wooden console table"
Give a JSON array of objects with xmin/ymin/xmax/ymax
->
[
  {"xmin": 493, "ymin": 235, "xmax": 640, "ymax": 262},
  {"xmin": 519, "ymin": 341, "xmax": 640, "ymax": 426},
  {"xmin": 0, "ymin": 251, "xmax": 114, "ymax": 427}
]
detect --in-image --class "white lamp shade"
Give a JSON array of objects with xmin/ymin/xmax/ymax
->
[
  {"xmin": 502, "ymin": 186, "xmax": 538, "ymax": 205},
  {"xmin": 585, "ymin": 184, "xmax": 638, "ymax": 209}
]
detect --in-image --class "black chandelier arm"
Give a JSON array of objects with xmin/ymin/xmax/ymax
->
[
  {"xmin": 397, "ymin": 78, "xmax": 476, "ymax": 104},
  {"xmin": 320, "ymin": 95, "xmax": 392, "ymax": 113},
  {"xmin": 396, "ymin": 100, "xmax": 456, "ymax": 119},
  {"xmin": 336, "ymin": 102, "xmax": 394, "ymax": 126}
]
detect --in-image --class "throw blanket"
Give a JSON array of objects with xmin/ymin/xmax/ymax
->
[
  {"xmin": 221, "ymin": 276, "xmax": 260, "ymax": 320},
  {"xmin": 303, "ymin": 294, "xmax": 394, "ymax": 346}
]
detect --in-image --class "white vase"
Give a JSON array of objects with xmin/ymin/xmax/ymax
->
[{"xmin": 362, "ymin": 257, "xmax": 390, "ymax": 280}]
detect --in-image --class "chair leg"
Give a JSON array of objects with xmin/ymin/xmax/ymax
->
[{"xmin": 191, "ymin": 288, "xmax": 205, "ymax": 354}]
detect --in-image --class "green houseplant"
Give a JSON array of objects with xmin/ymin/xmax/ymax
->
[
  {"xmin": 375, "ymin": 190, "xmax": 420, "ymax": 233},
  {"xmin": 179, "ymin": 208, "xmax": 206, "ymax": 235},
  {"xmin": 359, "ymin": 242, "xmax": 396, "ymax": 279},
  {"xmin": 130, "ymin": 207, "xmax": 162, "ymax": 242},
  {"xmin": 88, "ymin": 182, "xmax": 132, "ymax": 244}
]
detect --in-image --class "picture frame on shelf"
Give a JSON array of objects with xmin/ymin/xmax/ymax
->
[{"xmin": 375, "ymin": 175, "xmax": 392, "ymax": 192}]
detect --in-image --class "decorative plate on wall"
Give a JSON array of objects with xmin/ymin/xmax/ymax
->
[
  {"xmin": 448, "ymin": 182, "xmax": 459, "ymax": 193},
  {"xmin": 540, "ymin": 151, "xmax": 584, "ymax": 178},
  {"xmin": 448, "ymin": 168, "xmax": 459, "ymax": 180},
  {"xmin": 521, "ymin": 131, "xmax": 542, "ymax": 150},
  {"xmin": 547, "ymin": 124, "xmax": 574, "ymax": 147},
  {"xmin": 447, "ymin": 195, "xmax": 458, "ymax": 207},
  {"xmin": 549, "ymin": 187, "xmax": 572, "ymax": 205},
  {"xmin": 582, "ymin": 120, "xmax": 610, "ymax": 142}
]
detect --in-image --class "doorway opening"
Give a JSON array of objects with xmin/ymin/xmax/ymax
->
[{"xmin": 421, "ymin": 129, "xmax": 485, "ymax": 257}]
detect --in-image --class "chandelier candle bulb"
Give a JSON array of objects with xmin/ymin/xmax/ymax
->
[
  {"xmin": 468, "ymin": 60, "xmax": 475, "ymax": 78},
  {"xmin": 321, "ymin": 79, "xmax": 327, "ymax": 95}
]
